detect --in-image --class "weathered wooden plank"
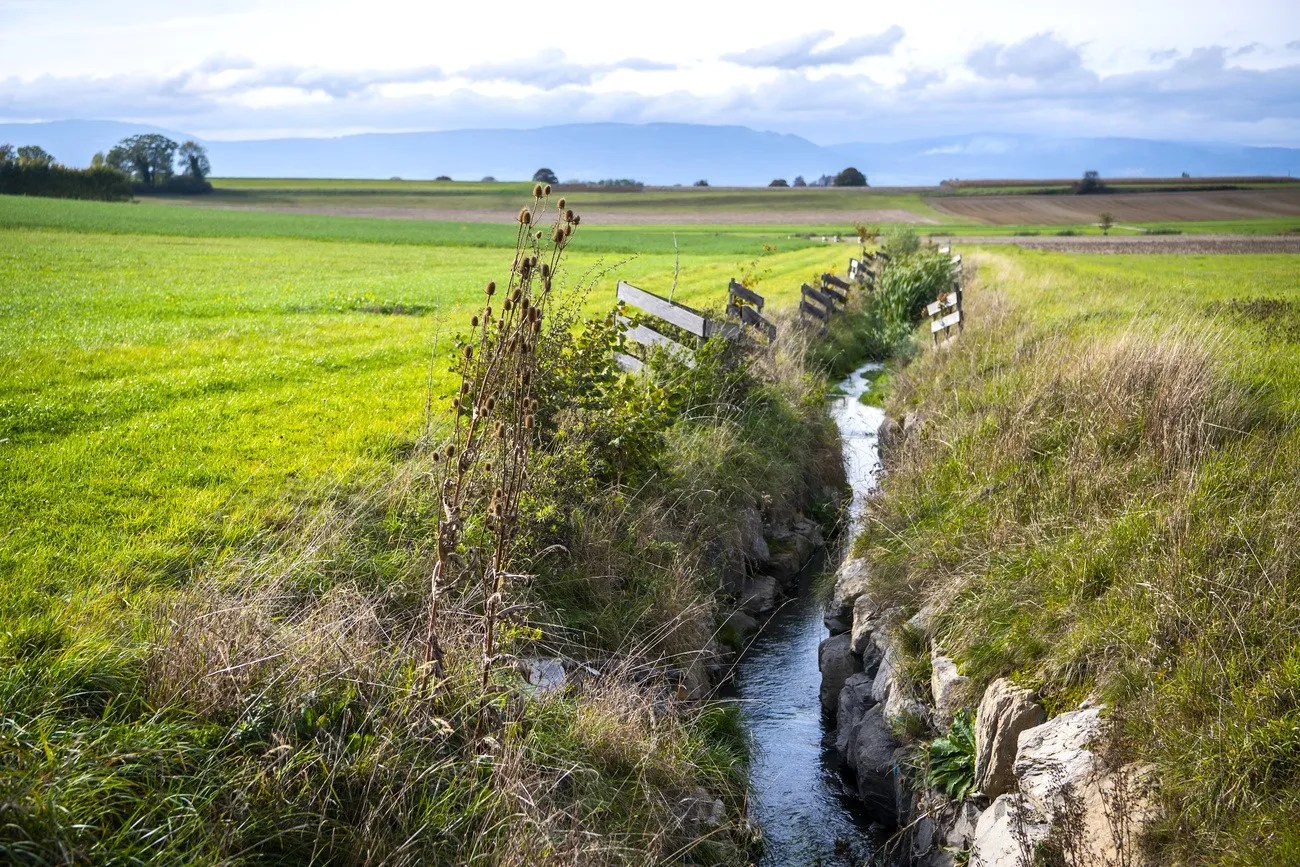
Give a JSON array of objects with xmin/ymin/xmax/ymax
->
[
  {"xmin": 623, "ymin": 320, "xmax": 690, "ymax": 355},
  {"xmin": 822, "ymin": 273, "xmax": 850, "ymax": 291},
  {"xmin": 739, "ymin": 304, "xmax": 778, "ymax": 341},
  {"xmin": 617, "ymin": 281, "xmax": 708, "ymax": 338},
  {"xmin": 801, "ymin": 283, "xmax": 836, "ymax": 311},
  {"xmin": 706, "ymin": 319, "xmax": 741, "ymax": 340},
  {"xmin": 820, "ymin": 279, "xmax": 848, "ymax": 303},
  {"xmin": 615, "ymin": 353, "xmax": 644, "ymax": 373},
  {"xmin": 800, "ymin": 299, "xmax": 828, "ymax": 321},
  {"xmin": 924, "ymin": 293, "xmax": 961, "ymax": 317},
  {"xmin": 727, "ymin": 279, "xmax": 765, "ymax": 310},
  {"xmin": 930, "ymin": 310, "xmax": 962, "ymax": 333},
  {"xmin": 726, "ymin": 301, "xmax": 743, "ymax": 320}
]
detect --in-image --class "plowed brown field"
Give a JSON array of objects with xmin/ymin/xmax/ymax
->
[{"xmin": 926, "ymin": 188, "xmax": 1300, "ymax": 224}]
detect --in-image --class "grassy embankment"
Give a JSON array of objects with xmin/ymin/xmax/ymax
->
[
  {"xmin": 858, "ymin": 248, "xmax": 1300, "ymax": 863},
  {"xmin": 0, "ymin": 192, "xmax": 860, "ymax": 863}
]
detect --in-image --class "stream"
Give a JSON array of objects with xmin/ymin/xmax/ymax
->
[{"xmin": 734, "ymin": 363, "xmax": 885, "ymax": 865}]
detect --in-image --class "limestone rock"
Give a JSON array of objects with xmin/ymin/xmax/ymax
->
[
  {"xmin": 823, "ymin": 611, "xmax": 852, "ymax": 636},
  {"xmin": 907, "ymin": 603, "xmax": 937, "ymax": 634},
  {"xmin": 1079, "ymin": 762, "xmax": 1160, "ymax": 867},
  {"xmin": 818, "ymin": 632, "xmax": 862, "ymax": 717},
  {"xmin": 834, "ymin": 671, "xmax": 877, "ymax": 758},
  {"xmin": 762, "ymin": 521, "xmax": 817, "ymax": 581},
  {"xmin": 849, "ymin": 704, "xmax": 901, "ymax": 818},
  {"xmin": 871, "ymin": 646, "xmax": 896, "ymax": 705},
  {"xmin": 1014, "ymin": 706, "xmax": 1105, "ymax": 818},
  {"xmin": 877, "ymin": 415, "xmax": 904, "ymax": 465},
  {"xmin": 519, "ymin": 657, "xmax": 567, "ymax": 696},
  {"xmin": 903, "ymin": 410, "xmax": 927, "ymax": 438},
  {"xmin": 830, "ymin": 557, "xmax": 872, "ymax": 621},
  {"xmin": 849, "ymin": 593, "xmax": 880, "ymax": 654},
  {"xmin": 930, "ymin": 654, "xmax": 973, "ymax": 729},
  {"xmin": 974, "ymin": 679, "xmax": 1046, "ymax": 800},
  {"xmin": 790, "ymin": 515, "xmax": 825, "ymax": 547},
  {"xmin": 739, "ymin": 574, "xmax": 780, "ymax": 614},
  {"xmin": 738, "ymin": 505, "xmax": 770, "ymax": 564},
  {"xmin": 969, "ymin": 794, "xmax": 1049, "ymax": 867},
  {"xmin": 722, "ymin": 608, "xmax": 758, "ymax": 639},
  {"xmin": 884, "ymin": 686, "xmax": 930, "ymax": 731}
]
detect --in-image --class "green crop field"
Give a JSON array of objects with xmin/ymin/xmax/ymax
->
[
  {"xmin": 4, "ymin": 183, "xmax": 1298, "ymax": 863},
  {"xmin": 0, "ymin": 193, "xmax": 850, "ymax": 637}
]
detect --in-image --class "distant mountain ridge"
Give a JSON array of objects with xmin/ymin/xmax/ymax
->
[{"xmin": 2, "ymin": 120, "xmax": 1297, "ymax": 186}]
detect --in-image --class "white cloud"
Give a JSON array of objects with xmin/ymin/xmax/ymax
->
[{"xmin": 723, "ymin": 27, "xmax": 904, "ymax": 69}]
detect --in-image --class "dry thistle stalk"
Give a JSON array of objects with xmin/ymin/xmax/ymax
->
[{"xmin": 423, "ymin": 193, "xmax": 581, "ymax": 729}]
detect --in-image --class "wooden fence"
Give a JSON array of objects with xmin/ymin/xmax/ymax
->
[
  {"xmin": 925, "ymin": 251, "xmax": 965, "ymax": 345},
  {"xmin": 613, "ymin": 243, "xmax": 963, "ymax": 370}
]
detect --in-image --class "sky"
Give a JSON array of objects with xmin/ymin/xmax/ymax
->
[{"xmin": 1, "ymin": 0, "xmax": 1298, "ymax": 144}]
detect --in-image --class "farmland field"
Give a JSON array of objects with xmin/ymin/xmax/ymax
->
[
  {"xmin": 0, "ymin": 193, "xmax": 854, "ymax": 634},
  {"xmin": 3, "ymin": 182, "xmax": 1299, "ymax": 864},
  {"xmin": 927, "ymin": 187, "xmax": 1300, "ymax": 224}
]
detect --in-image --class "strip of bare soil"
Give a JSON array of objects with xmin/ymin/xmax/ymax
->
[
  {"xmin": 927, "ymin": 188, "xmax": 1300, "ymax": 225},
  {"xmin": 933, "ymin": 234, "xmax": 1300, "ymax": 254},
  {"xmin": 185, "ymin": 203, "xmax": 937, "ymax": 226}
]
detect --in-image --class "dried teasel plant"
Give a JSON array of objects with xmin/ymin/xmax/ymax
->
[{"xmin": 423, "ymin": 188, "xmax": 578, "ymax": 721}]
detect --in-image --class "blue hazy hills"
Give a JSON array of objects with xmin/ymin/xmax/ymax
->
[{"xmin": 2, "ymin": 119, "xmax": 1296, "ymax": 186}]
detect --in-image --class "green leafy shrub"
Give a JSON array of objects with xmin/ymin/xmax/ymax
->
[{"xmin": 928, "ymin": 711, "xmax": 976, "ymax": 801}]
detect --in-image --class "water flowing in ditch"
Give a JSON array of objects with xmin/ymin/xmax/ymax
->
[{"xmin": 733, "ymin": 363, "xmax": 885, "ymax": 865}]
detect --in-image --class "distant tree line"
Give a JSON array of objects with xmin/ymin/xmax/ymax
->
[
  {"xmin": 0, "ymin": 134, "xmax": 214, "ymax": 201},
  {"xmin": 106, "ymin": 134, "xmax": 213, "ymax": 193},
  {"xmin": 766, "ymin": 168, "xmax": 866, "ymax": 188},
  {"xmin": 0, "ymin": 144, "xmax": 132, "ymax": 201}
]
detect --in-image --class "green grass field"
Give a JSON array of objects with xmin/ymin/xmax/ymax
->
[
  {"xmin": 4, "ymin": 186, "xmax": 1298, "ymax": 863},
  {"xmin": 0, "ymin": 194, "xmax": 847, "ymax": 635}
]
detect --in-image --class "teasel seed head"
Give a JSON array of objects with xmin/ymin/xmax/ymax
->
[
  {"xmin": 553, "ymin": 227, "xmax": 565, "ymax": 244},
  {"xmin": 486, "ymin": 281, "xmax": 496, "ymax": 296},
  {"xmin": 463, "ymin": 345, "xmax": 474, "ymax": 360},
  {"xmin": 543, "ymin": 183, "xmax": 551, "ymax": 195},
  {"xmin": 565, "ymin": 209, "xmax": 574, "ymax": 222},
  {"xmin": 573, "ymin": 214, "xmax": 581, "ymax": 225},
  {"xmin": 471, "ymin": 315, "xmax": 479, "ymax": 328},
  {"xmin": 557, "ymin": 197, "xmax": 566, "ymax": 209},
  {"xmin": 517, "ymin": 208, "xmax": 531, "ymax": 225},
  {"xmin": 541, "ymin": 262, "xmax": 551, "ymax": 278},
  {"xmin": 524, "ymin": 414, "xmax": 534, "ymax": 429},
  {"xmin": 532, "ymin": 183, "xmax": 543, "ymax": 198}
]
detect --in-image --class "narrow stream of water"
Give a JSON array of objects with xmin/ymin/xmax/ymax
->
[{"xmin": 734, "ymin": 363, "xmax": 885, "ymax": 865}]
